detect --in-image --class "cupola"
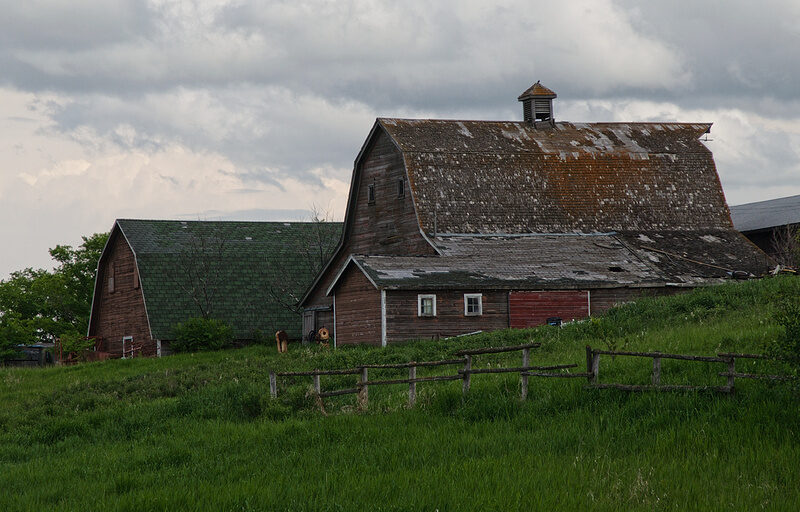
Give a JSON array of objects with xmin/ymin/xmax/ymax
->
[{"xmin": 518, "ymin": 81, "xmax": 557, "ymax": 124}]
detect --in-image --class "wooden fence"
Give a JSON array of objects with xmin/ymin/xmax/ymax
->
[
  {"xmin": 269, "ymin": 344, "xmax": 794, "ymax": 409},
  {"xmin": 584, "ymin": 347, "xmax": 795, "ymax": 393},
  {"xmin": 270, "ymin": 342, "xmax": 590, "ymax": 408}
]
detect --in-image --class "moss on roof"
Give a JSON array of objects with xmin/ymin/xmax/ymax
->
[{"xmin": 116, "ymin": 219, "xmax": 341, "ymax": 340}]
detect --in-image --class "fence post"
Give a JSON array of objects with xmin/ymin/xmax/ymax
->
[
  {"xmin": 590, "ymin": 351, "xmax": 600, "ymax": 385},
  {"xmin": 652, "ymin": 355, "xmax": 661, "ymax": 386},
  {"xmin": 585, "ymin": 346, "xmax": 593, "ymax": 383},
  {"xmin": 521, "ymin": 347, "xmax": 530, "ymax": 400},
  {"xmin": 408, "ymin": 364, "xmax": 417, "ymax": 407},
  {"xmin": 269, "ymin": 371, "xmax": 277, "ymax": 398},
  {"xmin": 462, "ymin": 355, "xmax": 472, "ymax": 396},
  {"xmin": 313, "ymin": 373, "xmax": 321, "ymax": 395},
  {"xmin": 358, "ymin": 367, "xmax": 369, "ymax": 409},
  {"xmin": 726, "ymin": 356, "xmax": 736, "ymax": 393}
]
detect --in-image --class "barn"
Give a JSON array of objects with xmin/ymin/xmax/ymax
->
[
  {"xmin": 88, "ymin": 219, "xmax": 341, "ymax": 357},
  {"xmin": 730, "ymin": 194, "xmax": 800, "ymax": 268},
  {"xmin": 300, "ymin": 82, "xmax": 769, "ymax": 346}
]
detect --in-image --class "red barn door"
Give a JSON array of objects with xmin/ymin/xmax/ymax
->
[{"xmin": 509, "ymin": 291, "xmax": 590, "ymax": 328}]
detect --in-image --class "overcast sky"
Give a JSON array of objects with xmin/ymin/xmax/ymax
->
[{"xmin": 1, "ymin": 0, "xmax": 799, "ymax": 277}]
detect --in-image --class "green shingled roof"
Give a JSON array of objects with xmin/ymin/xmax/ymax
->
[{"xmin": 116, "ymin": 219, "xmax": 341, "ymax": 340}]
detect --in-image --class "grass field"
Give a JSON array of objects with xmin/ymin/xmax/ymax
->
[{"xmin": 1, "ymin": 277, "xmax": 799, "ymax": 511}]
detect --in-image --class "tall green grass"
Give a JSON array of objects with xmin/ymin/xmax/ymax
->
[{"xmin": 1, "ymin": 277, "xmax": 798, "ymax": 511}]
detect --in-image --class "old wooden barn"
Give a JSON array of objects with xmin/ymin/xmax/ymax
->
[
  {"xmin": 88, "ymin": 219, "xmax": 340, "ymax": 357},
  {"xmin": 300, "ymin": 82, "xmax": 769, "ymax": 346}
]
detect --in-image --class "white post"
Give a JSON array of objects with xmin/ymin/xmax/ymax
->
[
  {"xmin": 380, "ymin": 289, "xmax": 387, "ymax": 347},
  {"xmin": 332, "ymin": 295, "xmax": 337, "ymax": 349}
]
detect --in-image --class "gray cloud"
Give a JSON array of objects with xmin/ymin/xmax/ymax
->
[{"xmin": 1, "ymin": 0, "xmax": 799, "ymax": 278}]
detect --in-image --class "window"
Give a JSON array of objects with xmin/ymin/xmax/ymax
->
[
  {"xmin": 418, "ymin": 294, "xmax": 436, "ymax": 317},
  {"xmin": 108, "ymin": 266, "xmax": 115, "ymax": 293},
  {"xmin": 464, "ymin": 293, "xmax": 483, "ymax": 316},
  {"xmin": 368, "ymin": 183, "xmax": 375, "ymax": 204},
  {"xmin": 397, "ymin": 178, "xmax": 404, "ymax": 198}
]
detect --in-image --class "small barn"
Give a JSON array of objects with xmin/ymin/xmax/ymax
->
[
  {"xmin": 730, "ymin": 194, "xmax": 800, "ymax": 267},
  {"xmin": 88, "ymin": 219, "xmax": 341, "ymax": 357},
  {"xmin": 301, "ymin": 82, "xmax": 769, "ymax": 346}
]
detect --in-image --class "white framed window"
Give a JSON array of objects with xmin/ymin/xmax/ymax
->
[
  {"xmin": 122, "ymin": 336, "xmax": 133, "ymax": 359},
  {"xmin": 464, "ymin": 293, "xmax": 483, "ymax": 316},
  {"xmin": 417, "ymin": 294, "xmax": 436, "ymax": 317}
]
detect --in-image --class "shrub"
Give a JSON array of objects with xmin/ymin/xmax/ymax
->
[
  {"xmin": 171, "ymin": 318, "xmax": 233, "ymax": 353},
  {"xmin": 59, "ymin": 331, "xmax": 95, "ymax": 362}
]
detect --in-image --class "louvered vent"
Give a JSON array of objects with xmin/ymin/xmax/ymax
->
[
  {"xmin": 534, "ymin": 99, "xmax": 552, "ymax": 121},
  {"xmin": 518, "ymin": 81, "xmax": 557, "ymax": 125}
]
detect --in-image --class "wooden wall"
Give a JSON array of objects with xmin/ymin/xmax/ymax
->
[
  {"xmin": 509, "ymin": 290, "xmax": 589, "ymax": 328},
  {"xmin": 332, "ymin": 264, "xmax": 381, "ymax": 346},
  {"xmin": 385, "ymin": 290, "xmax": 508, "ymax": 343},
  {"xmin": 305, "ymin": 128, "xmax": 437, "ymax": 308},
  {"xmin": 88, "ymin": 231, "xmax": 156, "ymax": 356}
]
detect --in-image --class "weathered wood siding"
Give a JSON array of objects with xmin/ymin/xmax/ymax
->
[
  {"xmin": 385, "ymin": 290, "xmax": 508, "ymax": 343},
  {"xmin": 305, "ymin": 128, "xmax": 436, "ymax": 308},
  {"xmin": 89, "ymin": 232, "xmax": 156, "ymax": 356},
  {"xmin": 509, "ymin": 290, "xmax": 589, "ymax": 328},
  {"xmin": 333, "ymin": 264, "xmax": 381, "ymax": 346}
]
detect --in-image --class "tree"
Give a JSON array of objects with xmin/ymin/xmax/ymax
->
[
  {"xmin": 0, "ymin": 232, "xmax": 109, "ymax": 354},
  {"xmin": 167, "ymin": 225, "xmax": 232, "ymax": 319},
  {"xmin": 264, "ymin": 206, "xmax": 340, "ymax": 314},
  {"xmin": 770, "ymin": 225, "xmax": 800, "ymax": 268}
]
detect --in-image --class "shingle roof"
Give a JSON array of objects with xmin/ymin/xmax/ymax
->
[
  {"xmin": 378, "ymin": 118, "xmax": 726, "ymax": 235},
  {"xmin": 730, "ymin": 194, "xmax": 800, "ymax": 232},
  {"xmin": 116, "ymin": 219, "xmax": 341, "ymax": 340},
  {"xmin": 333, "ymin": 229, "xmax": 767, "ymax": 292},
  {"xmin": 518, "ymin": 81, "xmax": 557, "ymax": 100}
]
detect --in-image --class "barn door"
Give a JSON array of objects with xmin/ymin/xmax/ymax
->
[{"xmin": 509, "ymin": 291, "xmax": 590, "ymax": 328}]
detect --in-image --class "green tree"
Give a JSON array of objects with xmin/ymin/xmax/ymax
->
[{"xmin": 0, "ymin": 232, "xmax": 108, "ymax": 355}]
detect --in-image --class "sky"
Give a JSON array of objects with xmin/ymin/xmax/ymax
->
[{"xmin": 1, "ymin": 0, "xmax": 799, "ymax": 278}]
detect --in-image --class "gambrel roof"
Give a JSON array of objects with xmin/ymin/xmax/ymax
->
[
  {"xmin": 302, "ymin": 115, "xmax": 770, "ymax": 306},
  {"xmin": 93, "ymin": 219, "xmax": 341, "ymax": 340},
  {"xmin": 378, "ymin": 118, "xmax": 727, "ymax": 235}
]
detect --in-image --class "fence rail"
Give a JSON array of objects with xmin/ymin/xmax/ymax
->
[
  {"xmin": 269, "ymin": 342, "xmax": 591, "ymax": 408},
  {"xmin": 268, "ymin": 344, "xmax": 794, "ymax": 410},
  {"xmin": 584, "ymin": 347, "xmax": 795, "ymax": 392}
]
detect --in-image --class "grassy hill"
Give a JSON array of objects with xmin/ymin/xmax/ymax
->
[{"xmin": 1, "ymin": 277, "xmax": 799, "ymax": 511}]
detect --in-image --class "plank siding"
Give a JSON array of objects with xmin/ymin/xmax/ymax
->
[
  {"xmin": 333, "ymin": 264, "xmax": 381, "ymax": 346},
  {"xmin": 89, "ymin": 232, "xmax": 155, "ymax": 356},
  {"xmin": 305, "ymin": 129, "xmax": 436, "ymax": 307},
  {"xmin": 385, "ymin": 290, "xmax": 508, "ymax": 343},
  {"xmin": 509, "ymin": 290, "xmax": 589, "ymax": 328}
]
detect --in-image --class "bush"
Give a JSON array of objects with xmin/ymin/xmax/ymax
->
[
  {"xmin": 171, "ymin": 318, "xmax": 233, "ymax": 353},
  {"xmin": 59, "ymin": 331, "xmax": 95, "ymax": 362}
]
